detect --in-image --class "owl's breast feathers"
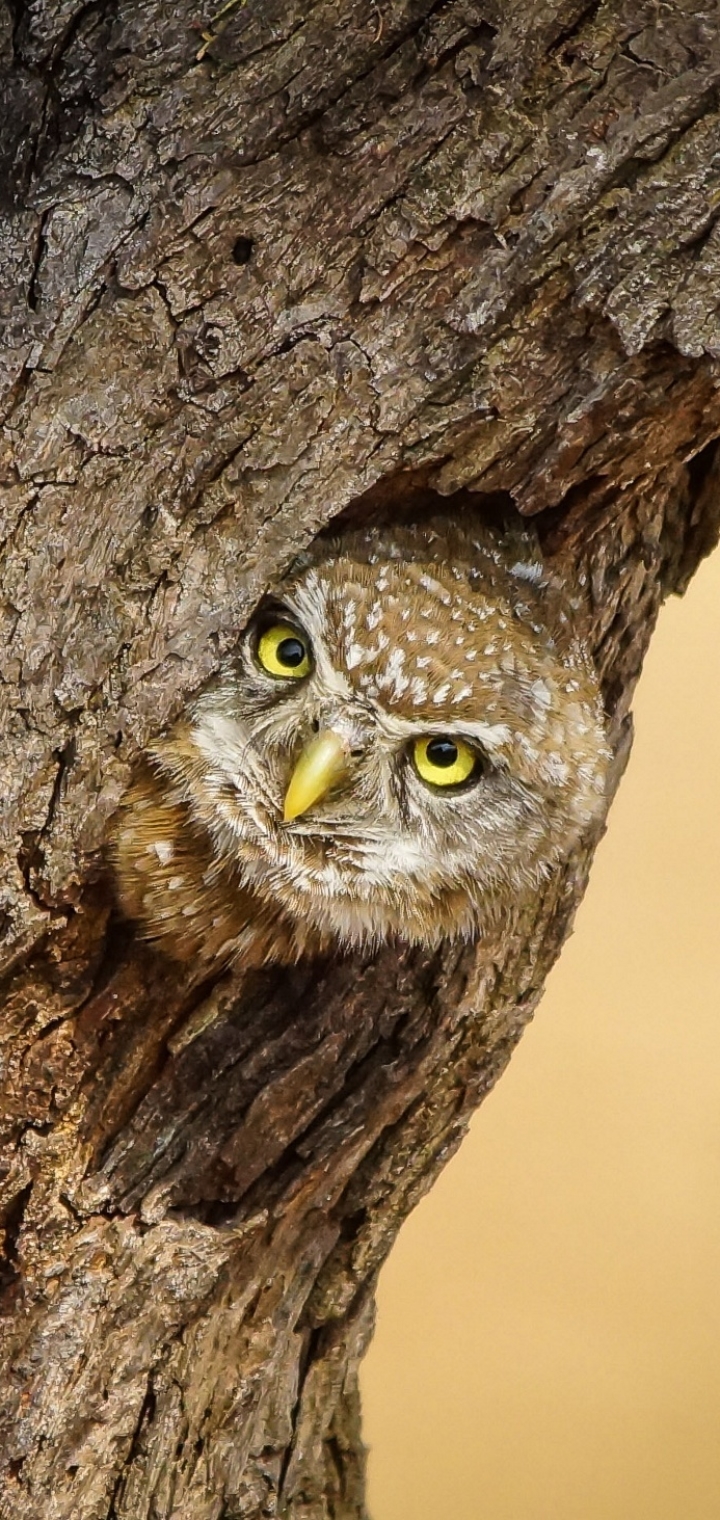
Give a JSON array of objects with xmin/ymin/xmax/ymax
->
[{"xmin": 112, "ymin": 760, "xmax": 330, "ymax": 968}]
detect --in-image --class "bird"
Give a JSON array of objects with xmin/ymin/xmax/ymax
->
[{"xmin": 112, "ymin": 515, "xmax": 609, "ymax": 970}]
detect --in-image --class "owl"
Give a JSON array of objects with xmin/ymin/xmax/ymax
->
[{"xmin": 113, "ymin": 517, "xmax": 609, "ymax": 969}]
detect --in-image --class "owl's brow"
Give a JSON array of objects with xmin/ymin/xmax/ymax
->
[
  {"xmin": 251, "ymin": 595, "xmax": 302, "ymax": 625},
  {"xmin": 374, "ymin": 710, "xmax": 511, "ymax": 758}
]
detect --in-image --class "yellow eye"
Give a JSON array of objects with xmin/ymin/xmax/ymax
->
[
  {"xmin": 256, "ymin": 623, "xmax": 312, "ymax": 679},
  {"xmin": 413, "ymin": 735, "xmax": 480, "ymax": 788}
]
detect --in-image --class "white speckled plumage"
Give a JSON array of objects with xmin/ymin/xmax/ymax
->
[{"xmin": 113, "ymin": 517, "xmax": 610, "ymax": 968}]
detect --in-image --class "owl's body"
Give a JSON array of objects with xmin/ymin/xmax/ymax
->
[{"xmin": 114, "ymin": 518, "xmax": 609, "ymax": 968}]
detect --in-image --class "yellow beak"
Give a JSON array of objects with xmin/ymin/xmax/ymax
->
[{"xmin": 283, "ymin": 729, "xmax": 350, "ymax": 822}]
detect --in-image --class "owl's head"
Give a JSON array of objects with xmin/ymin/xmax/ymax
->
[{"xmin": 177, "ymin": 520, "xmax": 609, "ymax": 952}]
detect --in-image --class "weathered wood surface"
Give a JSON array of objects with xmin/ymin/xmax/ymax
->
[{"xmin": 1, "ymin": 2, "xmax": 719, "ymax": 1516}]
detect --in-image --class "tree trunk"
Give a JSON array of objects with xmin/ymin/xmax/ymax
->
[{"xmin": 1, "ymin": 2, "xmax": 719, "ymax": 1515}]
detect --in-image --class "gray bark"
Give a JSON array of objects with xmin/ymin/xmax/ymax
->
[{"xmin": 1, "ymin": 1, "xmax": 719, "ymax": 1516}]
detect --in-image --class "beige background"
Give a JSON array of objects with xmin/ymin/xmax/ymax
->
[{"xmin": 362, "ymin": 549, "xmax": 720, "ymax": 1520}]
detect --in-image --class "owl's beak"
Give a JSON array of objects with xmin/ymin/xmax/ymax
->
[{"xmin": 283, "ymin": 729, "xmax": 350, "ymax": 822}]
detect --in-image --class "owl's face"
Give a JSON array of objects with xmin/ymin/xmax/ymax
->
[{"xmin": 182, "ymin": 526, "xmax": 609, "ymax": 951}]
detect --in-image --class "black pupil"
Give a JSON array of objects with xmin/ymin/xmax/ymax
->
[
  {"xmin": 277, "ymin": 635, "xmax": 306, "ymax": 668},
  {"xmin": 427, "ymin": 737, "xmax": 459, "ymax": 768}
]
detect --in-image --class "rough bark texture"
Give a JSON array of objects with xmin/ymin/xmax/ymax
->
[{"xmin": 1, "ymin": 2, "xmax": 720, "ymax": 1516}]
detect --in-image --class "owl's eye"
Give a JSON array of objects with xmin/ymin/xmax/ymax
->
[
  {"xmin": 256, "ymin": 623, "xmax": 313, "ymax": 679},
  {"xmin": 412, "ymin": 735, "xmax": 481, "ymax": 789}
]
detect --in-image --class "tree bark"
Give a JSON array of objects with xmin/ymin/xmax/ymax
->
[{"xmin": 1, "ymin": 1, "xmax": 719, "ymax": 1515}]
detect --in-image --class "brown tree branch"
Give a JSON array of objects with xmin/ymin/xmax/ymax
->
[{"xmin": 1, "ymin": 2, "xmax": 720, "ymax": 1515}]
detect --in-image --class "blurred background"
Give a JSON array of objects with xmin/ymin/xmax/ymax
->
[{"xmin": 362, "ymin": 548, "xmax": 720, "ymax": 1520}]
